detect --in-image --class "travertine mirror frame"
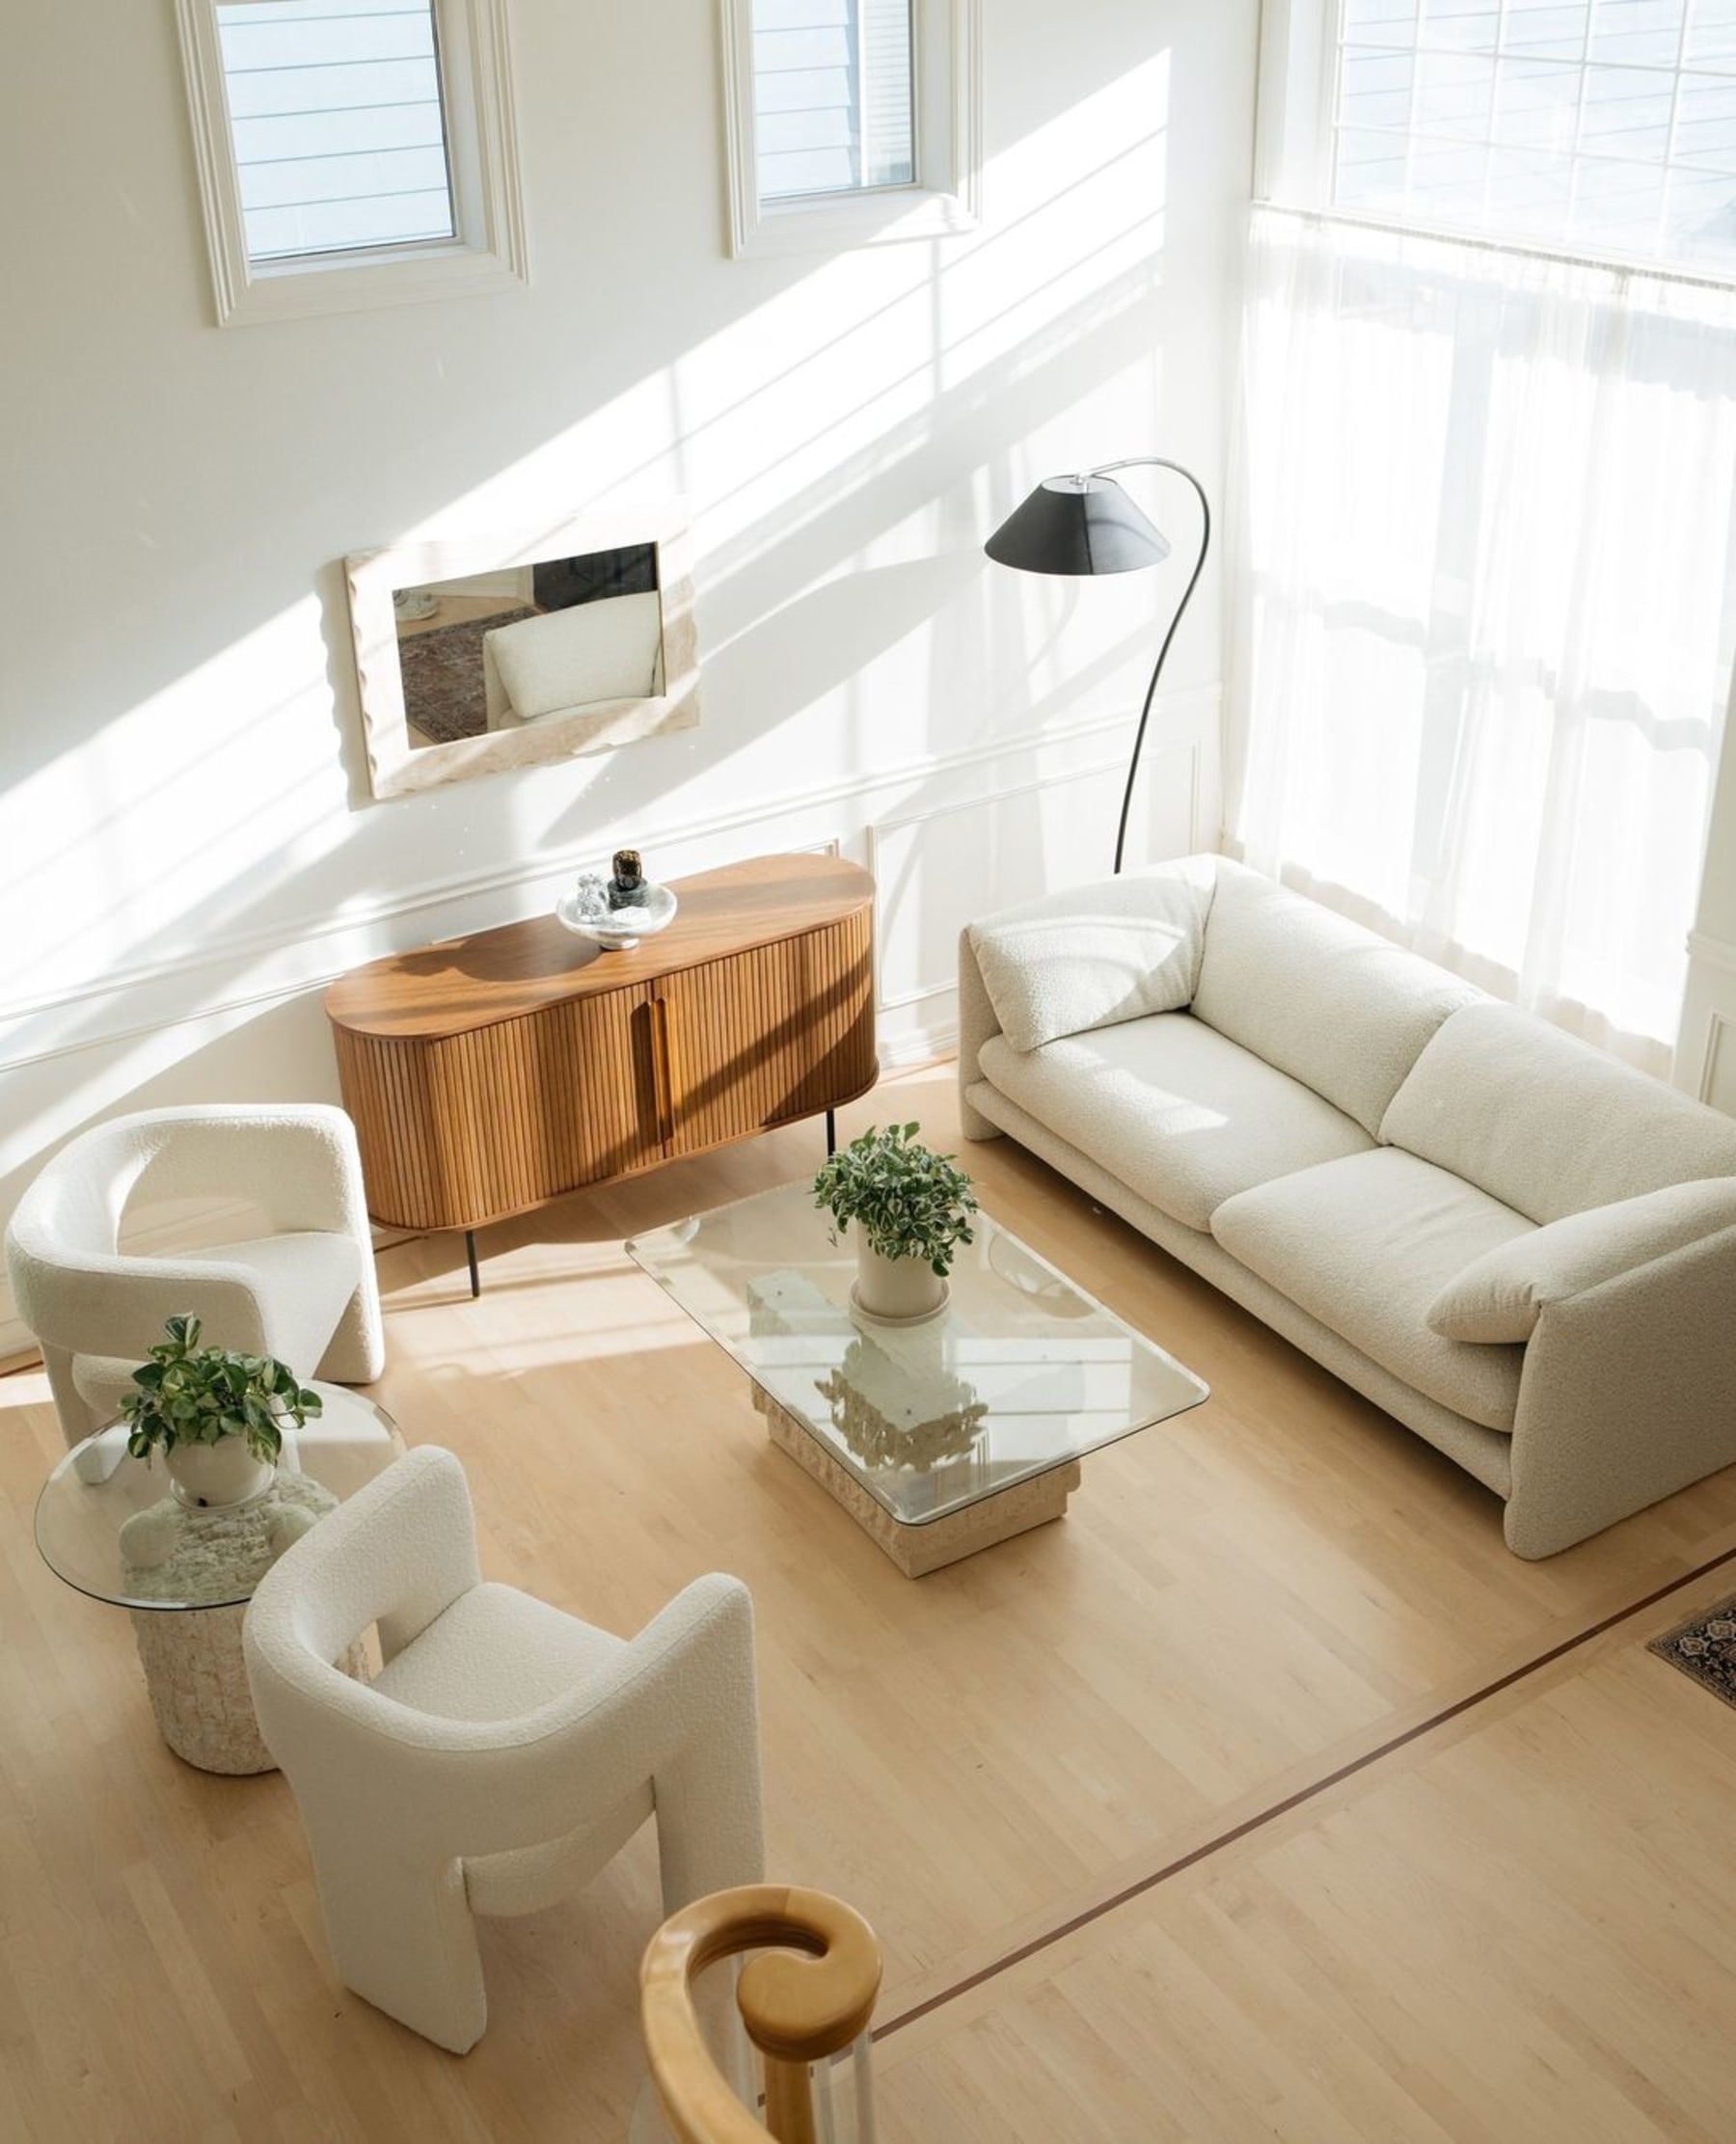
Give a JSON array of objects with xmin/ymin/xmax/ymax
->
[{"xmin": 345, "ymin": 505, "xmax": 700, "ymax": 801}]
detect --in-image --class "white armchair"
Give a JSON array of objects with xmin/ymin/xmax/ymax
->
[
  {"xmin": 242, "ymin": 1446, "xmax": 766, "ymax": 2054},
  {"xmin": 5, "ymin": 1102, "xmax": 385, "ymax": 1452}
]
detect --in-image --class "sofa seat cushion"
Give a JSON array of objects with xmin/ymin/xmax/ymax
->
[
  {"xmin": 1382, "ymin": 1003, "xmax": 1736, "ymax": 1223},
  {"xmin": 1211, "ymin": 1150, "xmax": 1533, "ymax": 1431},
  {"xmin": 976, "ymin": 1013, "xmax": 1374, "ymax": 1234},
  {"xmin": 967, "ymin": 858, "xmax": 1216, "ymax": 1054},
  {"xmin": 1191, "ymin": 861, "xmax": 1480, "ymax": 1136}
]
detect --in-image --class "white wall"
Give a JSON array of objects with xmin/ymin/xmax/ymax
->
[{"xmin": 0, "ymin": 0, "xmax": 1259, "ymax": 1346}]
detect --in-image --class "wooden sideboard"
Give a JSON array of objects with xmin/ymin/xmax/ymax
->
[{"xmin": 325, "ymin": 854, "xmax": 878, "ymax": 1283}]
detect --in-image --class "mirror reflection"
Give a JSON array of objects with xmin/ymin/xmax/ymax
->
[{"xmin": 393, "ymin": 544, "xmax": 664, "ymax": 748}]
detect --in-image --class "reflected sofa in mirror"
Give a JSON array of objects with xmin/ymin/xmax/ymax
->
[{"xmin": 344, "ymin": 507, "xmax": 699, "ymax": 800}]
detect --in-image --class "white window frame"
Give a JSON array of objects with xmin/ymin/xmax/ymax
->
[
  {"xmin": 175, "ymin": 0, "xmax": 528, "ymax": 328},
  {"xmin": 1257, "ymin": 0, "xmax": 1736, "ymax": 285},
  {"xmin": 719, "ymin": 0, "xmax": 981, "ymax": 258},
  {"xmin": 1253, "ymin": 0, "xmax": 1337, "ymax": 209}
]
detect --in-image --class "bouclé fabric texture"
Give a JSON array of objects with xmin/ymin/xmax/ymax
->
[
  {"xmin": 978, "ymin": 1015, "xmax": 1371, "ymax": 1234},
  {"xmin": 1426, "ymin": 1177, "xmax": 1736, "ymax": 1342},
  {"xmin": 966, "ymin": 857, "xmax": 1216, "ymax": 1054},
  {"xmin": 1191, "ymin": 860, "xmax": 1480, "ymax": 1136},
  {"xmin": 1211, "ymin": 1150, "xmax": 1533, "ymax": 1431},
  {"xmin": 1382, "ymin": 1002, "xmax": 1736, "ymax": 1222}
]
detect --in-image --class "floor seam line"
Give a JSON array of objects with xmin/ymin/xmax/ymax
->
[{"xmin": 872, "ymin": 1537, "xmax": 1736, "ymax": 2042}]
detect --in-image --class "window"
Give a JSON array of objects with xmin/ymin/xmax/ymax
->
[
  {"xmin": 720, "ymin": 0, "xmax": 979, "ymax": 256},
  {"xmin": 753, "ymin": 0, "xmax": 913, "ymax": 203},
  {"xmin": 1262, "ymin": 0, "xmax": 1736, "ymax": 275},
  {"xmin": 176, "ymin": 0, "xmax": 526, "ymax": 325}
]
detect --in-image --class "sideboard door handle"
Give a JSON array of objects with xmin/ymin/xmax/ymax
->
[{"xmin": 651, "ymin": 993, "xmax": 675, "ymax": 1150}]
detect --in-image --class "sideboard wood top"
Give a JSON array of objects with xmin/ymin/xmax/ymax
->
[{"xmin": 325, "ymin": 852, "xmax": 875, "ymax": 1041}]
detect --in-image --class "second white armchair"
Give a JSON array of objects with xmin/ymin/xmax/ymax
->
[
  {"xmin": 243, "ymin": 1446, "xmax": 766, "ymax": 2054},
  {"xmin": 5, "ymin": 1102, "xmax": 385, "ymax": 1451}
]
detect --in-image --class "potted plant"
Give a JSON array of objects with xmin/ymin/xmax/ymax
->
[
  {"xmin": 121, "ymin": 1314, "xmax": 323, "ymax": 1509},
  {"xmin": 813, "ymin": 1122, "xmax": 978, "ymax": 1323}
]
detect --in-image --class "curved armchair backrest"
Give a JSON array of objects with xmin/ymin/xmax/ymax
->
[
  {"xmin": 6, "ymin": 1102, "xmax": 379, "ymax": 1376},
  {"xmin": 245, "ymin": 1447, "xmax": 763, "ymax": 1863}
]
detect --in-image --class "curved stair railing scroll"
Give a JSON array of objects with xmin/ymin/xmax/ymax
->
[{"xmin": 640, "ymin": 1884, "xmax": 883, "ymax": 2144}]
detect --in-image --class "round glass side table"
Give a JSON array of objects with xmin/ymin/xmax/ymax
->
[{"xmin": 35, "ymin": 1383, "xmax": 403, "ymax": 1776}]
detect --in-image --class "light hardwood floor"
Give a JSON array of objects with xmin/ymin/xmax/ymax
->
[{"xmin": 4, "ymin": 1063, "xmax": 1736, "ymax": 2141}]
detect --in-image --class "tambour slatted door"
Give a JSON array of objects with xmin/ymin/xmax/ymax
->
[
  {"xmin": 326, "ymin": 854, "xmax": 878, "ymax": 1239},
  {"xmin": 657, "ymin": 909, "xmax": 876, "ymax": 1158}
]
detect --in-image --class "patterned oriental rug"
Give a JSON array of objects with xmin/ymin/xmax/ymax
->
[
  {"xmin": 396, "ymin": 607, "xmax": 537, "ymax": 745},
  {"xmin": 1648, "ymin": 1594, "xmax": 1736, "ymax": 1708}
]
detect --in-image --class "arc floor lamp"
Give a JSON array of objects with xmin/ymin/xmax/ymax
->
[{"xmin": 985, "ymin": 459, "xmax": 1210, "ymax": 874}]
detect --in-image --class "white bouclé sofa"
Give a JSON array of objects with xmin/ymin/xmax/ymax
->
[{"xmin": 959, "ymin": 855, "xmax": 1736, "ymax": 1558}]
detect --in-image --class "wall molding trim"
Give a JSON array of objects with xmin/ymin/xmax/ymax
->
[
  {"xmin": 1687, "ymin": 929, "xmax": 1736, "ymax": 978},
  {"xmin": 0, "ymin": 690, "xmax": 1220, "ymax": 1077}
]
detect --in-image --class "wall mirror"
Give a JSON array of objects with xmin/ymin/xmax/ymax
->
[{"xmin": 345, "ymin": 506, "xmax": 699, "ymax": 800}]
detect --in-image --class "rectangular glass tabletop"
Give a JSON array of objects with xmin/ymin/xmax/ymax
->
[{"xmin": 626, "ymin": 1181, "xmax": 1208, "ymax": 1526}]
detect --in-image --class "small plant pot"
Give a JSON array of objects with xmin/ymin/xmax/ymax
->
[
  {"xmin": 164, "ymin": 1439, "xmax": 276, "ymax": 1510},
  {"xmin": 851, "ymin": 1240, "xmax": 949, "ymax": 1326}
]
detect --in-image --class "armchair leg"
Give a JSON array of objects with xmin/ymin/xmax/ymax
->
[
  {"xmin": 312, "ymin": 1846, "xmax": 488, "ymax": 2054},
  {"xmin": 465, "ymin": 1231, "xmax": 480, "ymax": 1299}
]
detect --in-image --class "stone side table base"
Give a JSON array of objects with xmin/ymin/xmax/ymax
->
[
  {"xmin": 130, "ymin": 1608, "xmax": 367, "ymax": 1776},
  {"xmin": 756, "ymin": 1391, "xmax": 1080, "ymax": 1578}
]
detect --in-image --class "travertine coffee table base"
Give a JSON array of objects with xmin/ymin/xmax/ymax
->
[
  {"xmin": 756, "ymin": 1391, "xmax": 1080, "ymax": 1578},
  {"xmin": 130, "ymin": 1608, "xmax": 367, "ymax": 1776}
]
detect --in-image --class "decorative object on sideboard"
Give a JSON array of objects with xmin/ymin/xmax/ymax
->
[
  {"xmin": 556, "ymin": 856, "xmax": 679, "ymax": 952},
  {"xmin": 813, "ymin": 1122, "xmax": 979, "ymax": 1325},
  {"xmin": 120, "ymin": 1314, "xmax": 323, "ymax": 1510},
  {"xmin": 609, "ymin": 849, "xmax": 648, "ymax": 908},
  {"xmin": 985, "ymin": 457, "xmax": 1210, "ymax": 875}
]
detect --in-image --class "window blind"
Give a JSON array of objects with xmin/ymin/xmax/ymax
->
[
  {"xmin": 1335, "ymin": 0, "xmax": 1736, "ymax": 271},
  {"xmin": 214, "ymin": 0, "xmax": 455, "ymax": 262},
  {"xmin": 752, "ymin": 0, "xmax": 914, "ymax": 204}
]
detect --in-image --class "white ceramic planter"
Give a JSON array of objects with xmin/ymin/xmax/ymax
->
[
  {"xmin": 164, "ymin": 1438, "xmax": 276, "ymax": 1510},
  {"xmin": 852, "ymin": 1239, "xmax": 949, "ymax": 1325}
]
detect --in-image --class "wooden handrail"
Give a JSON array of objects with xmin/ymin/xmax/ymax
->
[{"xmin": 640, "ymin": 1885, "xmax": 882, "ymax": 2144}]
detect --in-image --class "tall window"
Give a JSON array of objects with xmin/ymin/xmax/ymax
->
[
  {"xmin": 176, "ymin": 0, "xmax": 526, "ymax": 324},
  {"xmin": 720, "ymin": 0, "xmax": 979, "ymax": 256},
  {"xmin": 754, "ymin": 0, "xmax": 914, "ymax": 204},
  {"xmin": 214, "ymin": 0, "xmax": 456, "ymax": 263},
  {"xmin": 1332, "ymin": 0, "xmax": 1736, "ymax": 272},
  {"xmin": 1235, "ymin": 2, "xmax": 1736, "ymax": 1071}
]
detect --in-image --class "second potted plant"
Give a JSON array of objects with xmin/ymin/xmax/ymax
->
[
  {"xmin": 121, "ymin": 1314, "xmax": 323, "ymax": 1509},
  {"xmin": 813, "ymin": 1122, "xmax": 978, "ymax": 1323}
]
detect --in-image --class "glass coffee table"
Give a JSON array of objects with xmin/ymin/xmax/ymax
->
[{"xmin": 628, "ymin": 1183, "xmax": 1208, "ymax": 1577}]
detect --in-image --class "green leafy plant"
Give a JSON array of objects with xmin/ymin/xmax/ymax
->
[
  {"xmin": 812, "ymin": 1122, "xmax": 978, "ymax": 1277},
  {"xmin": 120, "ymin": 1314, "xmax": 322, "ymax": 1466}
]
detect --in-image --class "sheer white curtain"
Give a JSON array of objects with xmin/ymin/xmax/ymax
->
[{"xmin": 1228, "ymin": 205, "xmax": 1736, "ymax": 1073}]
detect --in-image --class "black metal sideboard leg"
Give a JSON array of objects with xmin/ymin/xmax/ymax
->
[
  {"xmin": 825, "ymin": 1107, "xmax": 837, "ymax": 1156},
  {"xmin": 465, "ymin": 1230, "xmax": 481, "ymax": 1298}
]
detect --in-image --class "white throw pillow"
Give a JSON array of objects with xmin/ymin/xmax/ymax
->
[
  {"xmin": 1426, "ymin": 1176, "xmax": 1736, "ymax": 1343},
  {"xmin": 967, "ymin": 858, "xmax": 1216, "ymax": 1055},
  {"xmin": 485, "ymin": 591, "xmax": 663, "ymax": 722}
]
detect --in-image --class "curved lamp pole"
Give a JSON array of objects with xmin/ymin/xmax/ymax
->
[{"xmin": 985, "ymin": 458, "xmax": 1211, "ymax": 875}]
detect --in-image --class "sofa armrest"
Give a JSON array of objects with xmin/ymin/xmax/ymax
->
[
  {"xmin": 1504, "ymin": 1224, "xmax": 1736, "ymax": 1557},
  {"xmin": 956, "ymin": 927, "xmax": 1005, "ymax": 1140}
]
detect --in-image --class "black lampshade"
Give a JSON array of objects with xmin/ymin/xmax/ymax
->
[{"xmin": 984, "ymin": 475, "xmax": 1171, "ymax": 577}]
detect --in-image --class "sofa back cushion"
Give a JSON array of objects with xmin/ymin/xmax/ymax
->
[
  {"xmin": 967, "ymin": 859, "xmax": 1216, "ymax": 1055},
  {"xmin": 1190, "ymin": 861, "xmax": 1480, "ymax": 1136},
  {"xmin": 1382, "ymin": 1003, "xmax": 1736, "ymax": 1223}
]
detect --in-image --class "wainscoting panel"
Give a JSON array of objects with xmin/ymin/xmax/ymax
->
[{"xmin": 1677, "ymin": 932, "xmax": 1736, "ymax": 1119}]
